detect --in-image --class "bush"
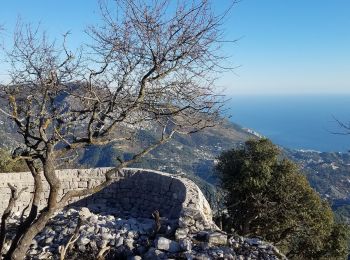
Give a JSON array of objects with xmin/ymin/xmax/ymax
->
[
  {"xmin": 216, "ymin": 138, "xmax": 349, "ymax": 259},
  {"xmin": 0, "ymin": 149, "xmax": 28, "ymax": 172}
]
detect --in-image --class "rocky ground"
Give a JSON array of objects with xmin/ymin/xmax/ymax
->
[{"xmin": 3, "ymin": 207, "xmax": 285, "ymax": 260}]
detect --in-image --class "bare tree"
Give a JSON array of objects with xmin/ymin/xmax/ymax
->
[{"xmin": 0, "ymin": 0, "xmax": 232, "ymax": 258}]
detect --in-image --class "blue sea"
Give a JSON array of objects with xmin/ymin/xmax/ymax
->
[{"xmin": 226, "ymin": 94, "xmax": 350, "ymax": 152}]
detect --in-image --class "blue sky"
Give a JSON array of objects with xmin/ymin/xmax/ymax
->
[{"xmin": 0, "ymin": 0, "xmax": 349, "ymax": 95}]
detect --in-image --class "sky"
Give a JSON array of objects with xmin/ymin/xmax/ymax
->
[{"xmin": 0, "ymin": 0, "xmax": 349, "ymax": 95}]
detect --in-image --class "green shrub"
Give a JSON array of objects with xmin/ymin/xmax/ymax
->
[
  {"xmin": 0, "ymin": 149, "xmax": 28, "ymax": 172},
  {"xmin": 216, "ymin": 139, "xmax": 349, "ymax": 259}
]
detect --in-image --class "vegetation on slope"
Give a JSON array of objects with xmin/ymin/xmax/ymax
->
[{"xmin": 0, "ymin": 149, "xmax": 27, "ymax": 172}]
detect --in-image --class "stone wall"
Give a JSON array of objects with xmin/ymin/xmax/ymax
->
[{"xmin": 0, "ymin": 168, "xmax": 216, "ymax": 231}]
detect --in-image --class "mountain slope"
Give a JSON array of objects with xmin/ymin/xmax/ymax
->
[{"xmin": 1, "ymin": 112, "xmax": 350, "ymax": 222}]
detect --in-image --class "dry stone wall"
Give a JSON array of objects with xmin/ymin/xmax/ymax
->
[
  {"xmin": 0, "ymin": 168, "xmax": 216, "ymax": 231},
  {"xmin": 0, "ymin": 168, "xmax": 285, "ymax": 259}
]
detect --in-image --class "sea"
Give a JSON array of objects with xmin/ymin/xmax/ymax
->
[{"xmin": 226, "ymin": 94, "xmax": 350, "ymax": 152}]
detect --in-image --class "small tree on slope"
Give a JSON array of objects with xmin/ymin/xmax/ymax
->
[{"xmin": 216, "ymin": 138, "xmax": 349, "ymax": 259}]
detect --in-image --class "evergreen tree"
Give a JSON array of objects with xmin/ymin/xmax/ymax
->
[{"xmin": 216, "ymin": 138, "xmax": 349, "ymax": 259}]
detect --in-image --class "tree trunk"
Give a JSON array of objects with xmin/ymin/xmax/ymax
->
[
  {"xmin": 9, "ymin": 209, "xmax": 55, "ymax": 260},
  {"xmin": 0, "ymin": 185, "xmax": 20, "ymax": 257},
  {"xmin": 8, "ymin": 146, "xmax": 60, "ymax": 260},
  {"xmin": 4, "ymin": 161, "xmax": 43, "ymax": 259}
]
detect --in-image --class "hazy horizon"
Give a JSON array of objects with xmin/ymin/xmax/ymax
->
[{"xmin": 226, "ymin": 94, "xmax": 350, "ymax": 152}]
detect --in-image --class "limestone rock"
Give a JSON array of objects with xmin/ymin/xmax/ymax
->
[
  {"xmin": 155, "ymin": 237, "xmax": 180, "ymax": 253},
  {"xmin": 175, "ymin": 227, "xmax": 189, "ymax": 240},
  {"xmin": 130, "ymin": 256, "xmax": 142, "ymax": 260},
  {"xmin": 124, "ymin": 238, "xmax": 135, "ymax": 250},
  {"xmin": 208, "ymin": 232, "xmax": 227, "ymax": 245},
  {"xmin": 79, "ymin": 207, "xmax": 92, "ymax": 220},
  {"xmin": 179, "ymin": 238, "xmax": 192, "ymax": 252},
  {"xmin": 144, "ymin": 247, "xmax": 166, "ymax": 260},
  {"xmin": 115, "ymin": 237, "xmax": 124, "ymax": 247},
  {"xmin": 77, "ymin": 236, "xmax": 91, "ymax": 246}
]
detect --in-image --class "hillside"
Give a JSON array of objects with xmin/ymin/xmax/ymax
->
[
  {"xmin": 1, "ymin": 112, "xmax": 350, "ymax": 221},
  {"xmin": 78, "ymin": 123, "xmax": 350, "ymax": 223},
  {"xmin": 77, "ymin": 120, "xmax": 252, "ymax": 205},
  {"xmin": 0, "ymin": 115, "xmax": 252, "ymax": 205},
  {"xmin": 285, "ymin": 149, "xmax": 350, "ymax": 223}
]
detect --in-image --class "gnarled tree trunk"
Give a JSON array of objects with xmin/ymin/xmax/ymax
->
[
  {"xmin": 7, "ymin": 148, "xmax": 59, "ymax": 260},
  {"xmin": 4, "ymin": 161, "xmax": 43, "ymax": 259}
]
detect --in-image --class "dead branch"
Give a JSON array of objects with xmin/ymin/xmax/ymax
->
[
  {"xmin": 59, "ymin": 218, "xmax": 82, "ymax": 260},
  {"xmin": 0, "ymin": 184, "xmax": 27, "ymax": 257},
  {"xmin": 152, "ymin": 210, "xmax": 161, "ymax": 236},
  {"xmin": 96, "ymin": 240, "xmax": 110, "ymax": 260},
  {"xmin": 4, "ymin": 160, "xmax": 43, "ymax": 259}
]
